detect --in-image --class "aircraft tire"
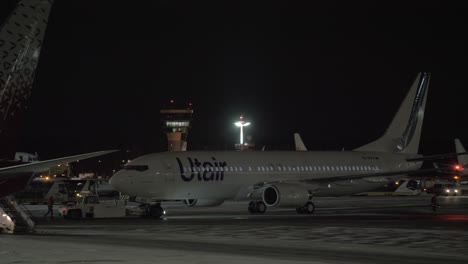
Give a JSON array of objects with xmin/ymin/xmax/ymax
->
[
  {"xmin": 256, "ymin": 201, "xmax": 266, "ymax": 214},
  {"xmin": 248, "ymin": 201, "xmax": 256, "ymax": 214},
  {"xmin": 149, "ymin": 205, "xmax": 163, "ymax": 218},
  {"xmin": 305, "ymin": 202, "xmax": 315, "ymax": 214}
]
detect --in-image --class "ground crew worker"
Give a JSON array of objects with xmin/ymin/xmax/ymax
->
[
  {"xmin": 44, "ymin": 196, "xmax": 54, "ymax": 218},
  {"xmin": 431, "ymin": 193, "xmax": 439, "ymax": 212}
]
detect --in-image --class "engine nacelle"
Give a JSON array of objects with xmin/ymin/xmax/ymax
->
[
  {"xmin": 183, "ymin": 199, "xmax": 224, "ymax": 207},
  {"xmin": 262, "ymin": 183, "xmax": 311, "ymax": 207}
]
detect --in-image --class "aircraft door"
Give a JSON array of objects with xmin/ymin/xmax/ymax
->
[{"xmin": 163, "ymin": 160, "xmax": 175, "ymax": 183}]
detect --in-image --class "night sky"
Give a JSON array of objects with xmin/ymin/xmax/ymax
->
[{"xmin": 1, "ymin": 1, "xmax": 466, "ymax": 160}]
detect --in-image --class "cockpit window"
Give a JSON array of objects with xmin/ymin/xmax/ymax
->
[{"xmin": 124, "ymin": 165, "xmax": 149, "ymax": 171}]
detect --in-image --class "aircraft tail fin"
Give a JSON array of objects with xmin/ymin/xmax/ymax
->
[
  {"xmin": 294, "ymin": 133, "xmax": 307, "ymax": 151},
  {"xmin": 0, "ymin": 0, "xmax": 54, "ymax": 160},
  {"xmin": 455, "ymin": 139, "xmax": 467, "ymax": 166},
  {"xmin": 355, "ymin": 72, "xmax": 430, "ymax": 154}
]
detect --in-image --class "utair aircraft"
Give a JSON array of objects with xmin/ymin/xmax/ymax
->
[{"xmin": 111, "ymin": 72, "xmax": 438, "ymax": 218}]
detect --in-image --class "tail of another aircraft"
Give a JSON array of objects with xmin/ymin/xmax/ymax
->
[
  {"xmin": 355, "ymin": 72, "xmax": 430, "ymax": 154},
  {"xmin": 455, "ymin": 139, "xmax": 467, "ymax": 166},
  {"xmin": 294, "ymin": 133, "xmax": 308, "ymax": 151},
  {"xmin": 0, "ymin": 0, "xmax": 53, "ymax": 160}
]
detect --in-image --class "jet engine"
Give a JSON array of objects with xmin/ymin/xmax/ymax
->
[
  {"xmin": 262, "ymin": 183, "xmax": 311, "ymax": 207},
  {"xmin": 183, "ymin": 199, "xmax": 224, "ymax": 207}
]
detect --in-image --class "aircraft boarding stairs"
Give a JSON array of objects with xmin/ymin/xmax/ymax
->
[{"xmin": 0, "ymin": 196, "xmax": 35, "ymax": 233}]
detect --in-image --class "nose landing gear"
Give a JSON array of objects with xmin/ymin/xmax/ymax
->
[{"xmin": 142, "ymin": 203, "xmax": 164, "ymax": 218}]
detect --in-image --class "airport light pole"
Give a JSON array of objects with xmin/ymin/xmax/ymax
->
[{"xmin": 234, "ymin": 116, "xmax": 250, "ymax": 145}]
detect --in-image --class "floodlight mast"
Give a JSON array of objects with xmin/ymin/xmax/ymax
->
[{"xmin": 234, "ymin": 115, "xmax": 250, "ymax": 145}]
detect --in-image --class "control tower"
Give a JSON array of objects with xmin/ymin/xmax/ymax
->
[{"xmin": 160, "ymin": 100, "xmax": 194, "ymax": 151}]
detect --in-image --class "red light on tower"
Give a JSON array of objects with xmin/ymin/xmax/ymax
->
[{"xmin": 454, "ymin": 164, "xmax": 462, "ymax": 171}]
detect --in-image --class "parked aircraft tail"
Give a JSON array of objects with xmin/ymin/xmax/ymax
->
[
  {"xmin": 0, "ymin": 0, "xmax": 54, "ymax": 160},
  {"xmin": 455, "ymin": 138, "xmax": 467, "ymax": 166},
  {"xmin": 294, "ymin": 133, "xmax": 307, "ymax": 151},
  {"xmin": 355, "ymin": 72, "xmax": 430, "ymax": 154}
]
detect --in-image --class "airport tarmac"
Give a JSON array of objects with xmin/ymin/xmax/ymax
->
[{"xmin": 2, "ymin": 196, "xmax": 468, "ymax": 264}]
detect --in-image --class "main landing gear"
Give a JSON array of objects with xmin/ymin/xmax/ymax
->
[
  {"xmin": 247, "ymin": 200, "xmax": 315, "ymax": 215},
  {"xmin": 296, "ymin": 201, "xmax": 315, "ymax": 214},
  {"xmin": 248, "ymin": 201, "xmax": 266, "ymax": 214}
]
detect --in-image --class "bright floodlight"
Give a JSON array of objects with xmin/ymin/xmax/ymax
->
[{"xmin": 234, "ymin": 120, "xmax": 250, "ymax": 144}]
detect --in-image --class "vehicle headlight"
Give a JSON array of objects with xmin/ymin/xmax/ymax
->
[
  {"xmin": 446, "ymin": 189, "xmax": 450, "ymax": 192},
  {"xmin": 454, "ymin": 190, "xmax": 458, "ymax": 193}
]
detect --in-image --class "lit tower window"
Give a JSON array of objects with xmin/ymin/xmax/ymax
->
[{"xmin": 160, "ymin": 99, "xmax": 194, "ymax": 151}]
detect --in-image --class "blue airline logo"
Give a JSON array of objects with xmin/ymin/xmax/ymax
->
[{"xmin": 176, "ymin": 157, "xmax": 227, "ymax": 182}]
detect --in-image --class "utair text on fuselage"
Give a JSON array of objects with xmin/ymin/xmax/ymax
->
[{"xmin": 176, "ymin": 157, "xmax": 227, "ymax": 182}]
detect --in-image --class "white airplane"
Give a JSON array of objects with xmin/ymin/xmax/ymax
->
[
  {"xmin": 0, "ymin": 0, "xmax": 117, "ymax": 198},
  {"xmin": 111, "ymin": 72, "xmax": 434, "ymax": 217}
]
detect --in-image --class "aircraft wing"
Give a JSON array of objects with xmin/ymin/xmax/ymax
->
[
  {"xmin": 251, "ymin": 168, "xmax": 441, "ymax": 188},
  {"xmin": 0, "ymin": 150, "xmax": 118, "ymax": 175},
  {"xmin": 298, "ymin": 167, "xmax": 441, "ymax": 183},
  {"xmin": 406, "ymin": 152, "xmax": 468, "ymax": 162},
  {"xmin": 0, "ymin": 150, "xmax": 118, "ymax": 197}
]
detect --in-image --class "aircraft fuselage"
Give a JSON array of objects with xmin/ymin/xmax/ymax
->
[{"xmin": 110, "ymin": 151, "xmax": 422, "ymax": 201}]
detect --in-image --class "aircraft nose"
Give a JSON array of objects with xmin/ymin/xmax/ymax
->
[{"xmin": 109, "ymin": 171, "xmax": 127, "ymax": 192}]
